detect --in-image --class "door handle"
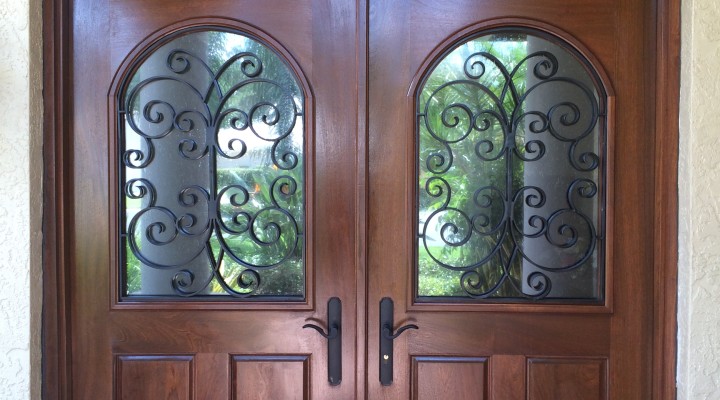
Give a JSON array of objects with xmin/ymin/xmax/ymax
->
[
  {"xmin": 303, "ymin": 297, "xmax": 342, "ymax": 386},
  {"xmin": 379, "ymin": 297, "xmax": 419, "ymax": 386}
]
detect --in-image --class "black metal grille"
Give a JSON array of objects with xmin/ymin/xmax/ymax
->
[
  {"xmin": 416, "ymin": 29, "xmax": 606, "ymax": 301},
  {"xmin": 119, "ymin": 29, "xmax": 305, "ymax": 299}
]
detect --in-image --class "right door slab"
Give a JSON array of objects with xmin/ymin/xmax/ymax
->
[{"xmin": 368, "ymin": 1, "xmax": 653, "ymax": 398}]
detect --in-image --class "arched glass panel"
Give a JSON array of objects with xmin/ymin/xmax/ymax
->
[
  {"xmin": 416, "ymin": 29, "xmax": 607, "ymax": 302},
  {"xmin": 119, "ymin": 29, "xmax": 305, "ymax": 299}
]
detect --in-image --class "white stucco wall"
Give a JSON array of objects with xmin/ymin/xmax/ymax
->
[
  {"xmin": 0, "ymin": 0, "xmax": 42, "ymax": 399},
  {"xmin": 677, "ymin": 0, "xmax": 720, "ymax": 398}
]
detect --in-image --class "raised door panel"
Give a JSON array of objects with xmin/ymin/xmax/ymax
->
[
  {"xmin": 115, "ymin": 355, "xmax": 193, "ymax": 400},
  {"xmin": 527, "ymin": 358, "xmax": 607, "ymax": 400},
  {"xmin": 232, "ymin": 355, "xmax": 310, "ymax": 400}
]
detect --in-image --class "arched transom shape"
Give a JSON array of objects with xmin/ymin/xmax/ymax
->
[
  {"xmin": 415, "ymin": 28, "xmax": 608, "ymax": 302},
  {"xmin": 118, "ymin": 28, "xmax": 306, "ymax": 299}
]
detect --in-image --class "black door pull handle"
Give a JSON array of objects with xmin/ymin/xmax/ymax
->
[
  {"xmin": 381, "ymin": 323, "xmax": 419, "ymax": 340},
  {"xmin": 379, "ymin": 297, "xmax": 418, "ymax": 386},
  {"xmin": 303, "ymin": 322, "xmax": 339, "ymax": 339},
  {"xmin": 303, "ymin": 297, "xmax": 342, "ymax": 386}
]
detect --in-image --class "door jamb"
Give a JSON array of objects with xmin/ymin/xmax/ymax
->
[
  {"xmin": 651, "ymin": 0, "xmax": 680, "ymax": 397},
  {"xmin": 42, "ymin": 0, "xmax": 72, "ymax": 398},
  {"xmin": 40, "ymin": 0, "xmax": 680, "ymax": 398}
]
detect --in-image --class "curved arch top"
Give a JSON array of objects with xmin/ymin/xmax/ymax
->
[
  {"xmin": 409, "ymin": 18, "xmax": 614, "ymax": 99},
  {"xmin": 413, "ymin": 20, "xmax": 611, "ymax": 302},
  {"xmin": 110, "ymin": 17, "xmax": 313, "ymax": 103},
  {"xmin": 114, "ymin": 23, "xmax": 311, "ymax": 300}
]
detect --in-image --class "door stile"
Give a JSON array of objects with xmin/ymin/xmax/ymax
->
[
  {"xmin": 609, "ymin": 0, "xmax": 656, "ymax": 397},
  {"xmin": 355, "ymin": 0, "xmax": 369, "ymax": 398}
]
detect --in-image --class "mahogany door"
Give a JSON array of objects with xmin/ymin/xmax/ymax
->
[
  {"xmin": 368, "ymin": 1, "xmax": 654, "ymax": 399},
  {"xmin": 64, "ymin": 0, "xmax": 661, "ymax": 398},
  {"xmin": 68, "ymin": 0, "xmax": 360, "ymax": 398}
]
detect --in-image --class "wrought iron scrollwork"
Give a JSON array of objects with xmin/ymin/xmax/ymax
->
[
  {"xmin": 417, "ymin": 30, "xmax": 606, "ymax": 300},
  {"xmin": 120, "ymin": 30, "xmax": 304, "ymax": 298}
]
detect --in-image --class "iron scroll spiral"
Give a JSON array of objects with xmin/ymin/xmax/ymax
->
[
  {"xmin": 120, "ymin": 31, "xmax": 305, "ymax": 298},
  {"xmin": 417, "ymin": 31, "xmax": 606, "ymax": 300}
]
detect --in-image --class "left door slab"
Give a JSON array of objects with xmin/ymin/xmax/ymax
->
[{"xmin": 67, "ymin": 1, "xmax": 360, "ymax": 398}]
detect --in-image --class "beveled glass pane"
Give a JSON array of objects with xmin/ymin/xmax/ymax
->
[
  {"xmin": 416, "ymin": 29, "xmax": 606, "ymax": 301},
  {"xmin": 120, "ymin": 29, "xmax": 305, "ymax": 299}
]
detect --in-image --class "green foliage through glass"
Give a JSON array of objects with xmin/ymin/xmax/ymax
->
[
  {"xmin": 120, "ymin": 29, "xmax": 306, "ymax": 299},
  {"xmin": 416, "ymin": 30, "xmax": 605, "ymax": 301}
]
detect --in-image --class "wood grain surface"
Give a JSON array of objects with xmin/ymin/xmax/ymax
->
[{"xmin": 42, "ymin": 0, "xmax": 680, "ymax": 398}]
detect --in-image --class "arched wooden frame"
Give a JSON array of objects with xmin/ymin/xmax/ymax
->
[
  {"xmin": 106, "ymin": 18, "xmax": 315, "ymax": 309},
  {"xmin": 407, "ymin": 19, "xmax": 616, "ymax": 311}
]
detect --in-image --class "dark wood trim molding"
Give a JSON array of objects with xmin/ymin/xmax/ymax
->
[
  {"xmin": 42, "ymin": 0, "xmax": 72, "ymax": 398},
  {"xmin": 652, "ymin": 0, "xmax": 680, "ymax": 398}
]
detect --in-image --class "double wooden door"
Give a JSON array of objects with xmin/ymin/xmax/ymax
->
[{"xmin": 63, "ymin": 0, "xmax": 658, "ymax": 398}]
